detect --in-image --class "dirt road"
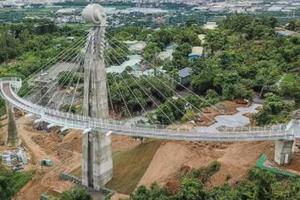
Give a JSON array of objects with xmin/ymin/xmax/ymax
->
[{"xmin": 13, "ymin": 117, "xmax": 82, "ymax": 200}]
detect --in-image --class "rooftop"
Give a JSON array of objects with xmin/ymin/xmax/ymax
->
[
  {"xmin": 179, "ymin": 67, "xmax": 192, "ymax": 78},
  {"xmin": 191, "ymin": 46, "xmax": 204, "ymax": 55},
  {"xmin": 198, "ymin": 34, "xmax": 206, "ymax": 44},
  {"xmin": 275, "ymin": 28, "xmax": 300, "ymax": 37},
  {"xmin": 203, "ymin": 22, "xmax": 218, "ymax": 30}
]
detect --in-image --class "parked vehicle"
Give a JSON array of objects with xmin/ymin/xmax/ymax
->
[
  {"xmin": 13, "ymin": 163, "xmax": 24, "ymax": 171},
  {"xmin": 40, "ymin": 159, "xmax": 53, "ymax": 167}
]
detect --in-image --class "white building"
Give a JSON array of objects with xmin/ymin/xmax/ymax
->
[{"xmin": 203, "ymin": 22, "xmax": 218, "ymax": 30}]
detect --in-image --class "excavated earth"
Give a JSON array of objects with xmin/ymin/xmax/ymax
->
[{"xmin": 0, "ymin": 100, "xmax": 298, "ymax": 199}]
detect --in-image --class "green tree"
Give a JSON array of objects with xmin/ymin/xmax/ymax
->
[
  {"xmin": 175, "ymin": 177, "xmax": 206, "ymax": 200},
  {"xmin": 0, "ymin": 175, "xmax": 13, "ymax": 200},
  {"xmin": 209, "ymin": 185, "xmax": 237, "ymax": 200},
  {"xmin": 255, "ymin": 93, "xmax": 293, "ymax": 125},
  {"xmin": 279, "ymin": 74, "xmax": 300, "ymax": 102},
  {"xmin": 287, "ymin": 20, "xmax": 296, "ymax": 31},
  {"xmin": 204, "ymin": 31, "xmax": 227, "ymax": 56},
  {"xmin": 172, "ymin": 43, "xmax": 191, "ymax": 69},
  {"xmin": 130, "ymin": 184, "xmax": 169, "ymax": 200},
  {"xmin": 143, "ymin": 42, "xmax": 161, "ymax": 62},
  {"xmin": 60, "ymin": 187, "xmax": 91, "ymax": 200}
]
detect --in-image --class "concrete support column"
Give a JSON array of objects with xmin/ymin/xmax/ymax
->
[
  {"xmin": 92, "ymin": 132, "xmax": 113, "ymax": 190},
  {"xmin": 274, "ymin": 140, "xmax": 295, "ymax": 165},
  {"xmin": 82, "ymin": 131, "xmax": 113, "ymax": 189},
  {"xmin": 6, "ymin": 101, "xmax": 18, "ymax": 146},
  {"xmin": 82, "ymin": 132, "xmax": 90, "ymax": 187}
]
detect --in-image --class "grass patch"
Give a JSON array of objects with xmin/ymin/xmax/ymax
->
[
  {"xmin": 43, "ymin": 190, "xmax": 63, "ymax": 200},
  {"xmin": 106, "ymin": 140, "xmax": 161, "ymax": 194},
  {"xmin": 70, "ymin": 166, "xmax": 82, "ymax": 178},
  {"xmin": 0, "ymin": 164, "xmax": 35, "ymax": 200},
  {"xmin": 9, "ymin": 170, "xmax": 34, "ymax": 192}
]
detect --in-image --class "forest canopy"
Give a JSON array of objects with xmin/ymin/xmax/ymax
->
[{"xmin": 0, "ymin": 15, "xmax": 300, "ymax": 125}]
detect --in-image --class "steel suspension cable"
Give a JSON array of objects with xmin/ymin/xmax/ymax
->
[
  {"xmin": 44, "ymin": 56, "xmax": 82, "ymax": 108},
  {"xmin": 68, "ymin": 65, "xmax": 82, "ymax": 113},
  {"xmin": 104, "ymin": 43, "xmax": 193, "ymax": 123},
  {"xmin": 103, "ymin": 39, "xmax": 133, "ymax": 119},
  {"xmin": 34, "ymin": 59, "xmax": 78, "ymax": 105},
  {"xmin": 104, "ymin": 55, "xmax": 155, "ymax": 124},
  {"xmin": 35, "ymin": 54, "xmax": 81, "ymax": 106},
  {"xmin": 107, "ymin": 37, "xmax": 244, "ymax": 125},
  {"xmin": 111, "ymin": 74, "xmax": 133, "ymax": 119},
  {"xmin": 106, "ymin": 76, "xmax": 116, "ymax": 118},
  {"xmin": 56, "ymin": 57, "xmax": 83, "ymax": 110},
  {"xmin": 20, "ymin": 35, "xmax": 89, "ymax": 100},
  {"xmin": 107, "ymin": 37, "xmax": 225, "ymax": 113},
  {"xmin": 103, "ymin": 56, "xmax": 173, "ymax": 124},
  {"xmin": 19, "ymin": 33, "xmax": 89, "ymax": 96}
]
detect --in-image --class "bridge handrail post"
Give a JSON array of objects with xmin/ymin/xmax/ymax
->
[{"xmin": 3, "ymin": 76, "xmax": 297, "ymax": 141}]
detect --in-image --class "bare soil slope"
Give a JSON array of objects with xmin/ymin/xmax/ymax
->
[
  {"xmin": 138, "ymin": 140, "xmax": 274, "ymax": 189},
  {"xmin": 13, "ymin": 117, "xmax": 82, "ymax": 200}
]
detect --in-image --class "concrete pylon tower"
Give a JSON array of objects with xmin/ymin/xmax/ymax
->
[{"xmin": 81, "ymin": 4, "xmax": 113, "ymax": 190}]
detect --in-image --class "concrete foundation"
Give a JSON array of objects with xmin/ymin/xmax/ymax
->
[
  {"xmin": 274, "ymin": 140, "xmax": 295, "ymax": 165},
  {"xmin": 82, "ymin": 25, "xmax": 113, "ymax": 190}
]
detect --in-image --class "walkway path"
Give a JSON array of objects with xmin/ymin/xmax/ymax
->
[{"xmin": 0, "ymin": 78, "xmax": 297, "ymax": 142}]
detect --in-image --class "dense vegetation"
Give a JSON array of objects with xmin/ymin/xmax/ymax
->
[
  {"xmin": 109, "ymin": 15, "xmax": 300, "ymax": 125},
  {"xmin": 0, "ymin": 11, "xmax": 300, "ymax": 200},
  {"xmin": 1, "ymin": 15, "xmax": 300, "ymax": 125},
  {"xmin": 287, "ymin": 19, "xmax": 300, "ymax": 32},
  {"xmin": 107, "ymin": 72, "xmax": 174, "ymax": 117},
  {"xmin": 60, "ymin": 187, "xmax": 92, "ymax": 200},
  {"xmin": 0, "ymin": 19, "xmax": 86, "ymax": 114},
  {"xmin": 129, "ymin": 163, "xmax": 300, "ymax": 200},
  {"xmin": 255, "ymin": 93, "xmax": 293, "ymax": 125},
  {"xmin": 0, "ymin": 19, "xmax": 85, "ymax": 67},
  {"xmin": 0, "ymin": 165, "xmax": 34, "ymax": 200}
]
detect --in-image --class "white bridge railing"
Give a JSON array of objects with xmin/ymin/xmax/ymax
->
[{"xmin": 0, "ymin": 77, "xmax": 296, "ymax": 142}]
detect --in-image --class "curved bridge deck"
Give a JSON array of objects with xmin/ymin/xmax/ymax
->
[{"xmin": 0, "ymin": 78, "xmax": 296, "ymax": 142}]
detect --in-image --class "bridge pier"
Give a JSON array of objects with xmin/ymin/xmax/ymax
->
[
  {"xmin": 273, "ymin": 118, "xmax": 300, "ymax": 165},
  {"xmin": 82, "ymin": 131, "xmax": 113, "ymax": 190},
  {"xmin": 5, "ymin": 101, "xmax": 18, "ymax": 146},
  {"xmin": 274, "ymin": 140, "xmax": 295, "ymax": 165}
]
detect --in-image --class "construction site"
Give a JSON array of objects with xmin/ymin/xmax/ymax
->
[
  {"xmin": 0, "ymin": 3, "xmax": 300, "ymax": 200},
  {"xmin": 0, "ymin": 99, "xmax": 299, "ymax": 200}
]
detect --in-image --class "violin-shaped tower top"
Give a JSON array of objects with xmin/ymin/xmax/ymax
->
[{"xmin": 82, "ymin": 4, "xmax": 107, "ymax": 26}]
